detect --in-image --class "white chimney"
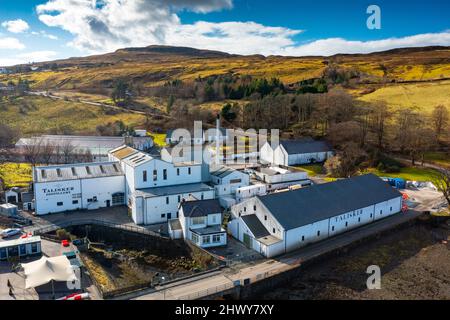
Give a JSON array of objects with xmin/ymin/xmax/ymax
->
[{"xmin": 216, "ymin": 114, "xmax": 220, "ymax": 165}]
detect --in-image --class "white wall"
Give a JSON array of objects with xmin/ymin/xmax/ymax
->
[
  {"xmin": 287, "ymin": 151, "xmax": 334, "ymax": 166},
  {"xmin": 260, "ymin": 142, "xmax": 274, "ymax": 164},
  {"xmin": 34, "ymin": 176, "xmax": 125, "ymax": 215},
  {"xmin": 138, "ymin": 189, "xmax": 215, "ymax": 225}
]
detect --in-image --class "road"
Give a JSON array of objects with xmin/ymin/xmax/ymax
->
[{"xmin": 133, "ymin": 210, "xmax": 423, "ymax": 300}]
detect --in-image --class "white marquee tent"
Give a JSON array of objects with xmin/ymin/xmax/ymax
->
[{"xmin": 22, "ymin": 256, "xmax": 77, "ymax": 289}]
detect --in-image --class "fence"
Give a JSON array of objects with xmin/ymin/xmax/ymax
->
[
  {"xmin": 32, "ymin": 219, "xmax": 169, "ymax": 239},
  {"xmin": 176, "ymin": 282, "xmax": 237, "ymax": 300}
]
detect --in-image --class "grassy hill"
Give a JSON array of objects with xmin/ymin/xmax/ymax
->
[
  {"xmin": 357, "ymin": 80, "xmax": 450, "ymax": 113},
  {"xmin": 2, "ymin": 46, "xmax": 449, "ymax": 92},
  {"xmin": 0, "ymin": 96, "xmax": 146, "ymax": 135}
]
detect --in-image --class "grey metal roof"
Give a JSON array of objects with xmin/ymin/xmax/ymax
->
[
  {"xmin": 34, "ymin": 162, "xmax": 124, "ymax": 183},
  {"xmin": 210, "ymin": 166, "xmax": 236, "ymax": 178},
  {"xmin": 181, "ymin": 199, "xmax": 222, "ymax": 218},
  {"xmin": 190, "ymin": 225, "xmax": 225, "ymax": 235},
  {"xmin": 241, "ymin": 214, "xmax": 270, "ymax": 239},
  {"xmin": 21, "ymin": 192, "xmax": 34, "ymax": 203},
  {"xmin": 280, "ymin": 139, "xmax": 332, "ymax": 155},
  {"xmin": 257, "ymin": 174, "xmax": 402, "ymax": 231},
  {"xmin": 134, "ymin": 183, "xmax": 214, "ymax": 198},
  {"xmin": 16, "ymin": 135, "xmax": 152, "ymax": 154}
]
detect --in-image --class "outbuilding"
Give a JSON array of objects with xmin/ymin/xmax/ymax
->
[
  {"xmin": 0, "ymin": 236, "xmax": 42, "ymax": 261},
  {"xmin": 260, "ymin": 139, "xmax": 334, "ymax": 166},
  {"xmin": 229, "ymin": 174, "xmax": 402, "ymax": 258}
]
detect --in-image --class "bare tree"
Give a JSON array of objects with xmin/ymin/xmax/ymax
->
[
  {"xmin": 369, "ymin": 102, "xmax": 390, "ymax": 149},
  {"xmin": 433, "ymin": 169, "xmax": 450, "ymax": 207},
  {"xmin": 23, "ymin": 138, "xmax": 43, "ymax": 166},
  {"xmin": 431, "ymin": 105, "xmax": 449, "ymax": 140},
  {"xmin": 61, "ymin": 141, "xmax": 76, "ymax": 164},
  {"xmin": 41, "ymin": 141, "xmax": 56, "ymax": 165}
]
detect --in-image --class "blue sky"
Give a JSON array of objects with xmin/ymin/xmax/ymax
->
[{"xmin": 0, "ymin": 0, "xmax": 449, "ymax": 66}]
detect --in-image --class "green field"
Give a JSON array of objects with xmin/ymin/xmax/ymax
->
[
  {"xmin": 358, "ymin": 80, "xmax": 450, "ymax": 114},
  {"xmin": 294, "ymin": 164, "xmax": 325, "ymax": 177},
  {"xmin": 363, "ymin": 166, "xmax": 440, "ymax": 182},
  {"xmin": 0, "ymin": 96, "xmax": 146, "ymax": 136},
  {"xmin": 424, "ymin": 152, "xmax": 450, "ymax": 167},
  {"xmin": 0, "ymin": 163, "xmax": 32, "ymax": 188}
]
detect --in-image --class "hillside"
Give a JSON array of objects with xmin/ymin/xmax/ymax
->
[{"xmin": 2, "ymin": 46, "xmax": 449, "ymax": 92}]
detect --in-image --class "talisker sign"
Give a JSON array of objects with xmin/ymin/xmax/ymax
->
[{"xmin": 42, "ymin": 187, "xmax": 75, "ymax": 196}]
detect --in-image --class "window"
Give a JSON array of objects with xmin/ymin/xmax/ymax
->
[
  {"xmin": 41, "ymin": 170, "xmax": 47, "ymax": 179},
  {"xmin": 370, "ymin": 213, "xmax": 373, "ymax": 218},
  {"xmin": 358, "ymin": 217, "xmax": 361, "ymax": 223},
  {"xmin": 201, "ymin": 193, "xmax": 204, "ymax": 200},
  {"xmin": 166, "ymin": 197, "xmax": 169, "ymax": 205},
  {"xmin": 230, "ymin": 179, "xmax": 242, "ymax": 184},
  {"xmin": 143, "ymin": 170, "xmax": 147, "ymax": 182},
  {"xmin": 163, "ymin": 169, "xmax": 167, "ymax": 180},
  {"xmin": 71, "ymin": 167, "xmax": 77, "ymax": 176},
  {"xmin": 112, "ymin": 193, "xmax": 125, "ymax": 205},
  {"xmin": 57, "ymin": 202, "xmax": 63, "ymax": 206},
  {"xmin": 177, "ymin": 168, "xmax": 180, "ymax": 176},
  {"xmin": 345, "ymin": 222, "xmax": 348, "ymax": 227},
  {"xmin": 19, "ymin": 245, "xmax": 26, "ymax": 255},
  {"xmin": 0, "ymin": 248, "xmax": 7, "ymax": 259},
  {"xmin": 93, "ymin": 196, "xmax": 97, "ymax": 202},
  {"xmin": 192, "ymin": 217, "xmax": 206, "ymax": 225},
  {"xmin": 390, "ymin": 207, "xmax": 393, "ymax": 211},
  {"xmin": 244, "ymin": 207, "xmax": 247, "ymax": 212},
  {"xmin": 56, "ymin": 169, "xmax": 62, "ymax": 177},
  {"xmin": 188, "ymin": 167, "xmax": 191, "ymax": 175},
  {"xmin": 192, "ymin": 233, "xmax": 199, "ymax": 244},
  {"xmin": 99, "ymin": 165, "xmax": 106, "ymax": 174},
  {"xmin": 332, "ymin": 226, "xmax": 335, "ymax": 232},
  {"xmin": 86, "ymin": 166, "xmax": 91, "ymax": 175},
  {"xmin": 161, "ymin": 214, "xmax": 166, "ymax": 219},
  {"xmin": 301, "ymin": 236, "xmax": 305, "ymax": 242},
  {"xmin": 253, "ymin": 205, "xmax": 256, "ymax": 211},
  {"xmin": 72, "ymin": 200, "xmax": 79, "ymax": 205},
  {"xmin": 380, "ymin": 210, "xmax": 383, "ymax": 215},
  {"xmin": 212, "ymin": 215, "xmax": 217, "ymax": 224},
  {"xmin": 153, "ymin": 170, "xmax": 158, "ymax": 181},
  {"xmin": 317, "ymin": 231, "xmax": 321, "ymax": 237},
  {"xmin": 213, "ymin": 234, "xmax": 221, "ymax": 243},
  {"xmin": 203, "ymin": 236, "xmax": 211, "ymax": 244},
  {"xmin": 178, "ymin": 195, "xmax": 181, "ymax": 203},
  {"xmin": 272, "ymin": 228, "xmax": 276, "ymax": 234},
  {"xmin": 31, "ymin": 243, "xmax": 38, "ymax": 253},
  {"xmin": 264, "ymin": 215, "xmax": 267, "ymax": 221}
]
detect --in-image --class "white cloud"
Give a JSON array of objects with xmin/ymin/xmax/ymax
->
[
  {"xmin": 35, "ymin": 0, "xmax": 450, "ymax": 57},
  {"xmin": 0, "ymin": 50, "xmax": 58, "ymax": 66},
  {"xmin": 1, "ymin": 19, "xmax": 30, "ymax": 33},
  {"xmin": 31, "ymin": 30, "xmax": 59, "ymax": 40},
  {"xmin": 0, "ymin": 37, "xmax": 26, "ymax": 49}
]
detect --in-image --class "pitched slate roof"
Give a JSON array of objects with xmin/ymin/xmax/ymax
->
[
  {"xmin": 241, "ymin": 214, "xmax": 270, "ymax": 239},
  {"xmin": 257, "ymin": 174, "xmax": 402, "ymax": 231},
  {"xmin": 181, "ymin": 199, "xmax": 222, "ymax": 218},
  {"xmin": 210, "ymin": 166, "xmax": 236, "ymax": 178},
  {"xmin": 280, "ymin": 140, "xmax": 332, "ymax": 155}
]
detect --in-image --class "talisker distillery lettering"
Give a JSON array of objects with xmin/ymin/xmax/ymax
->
[{"xmin": 43, "ymin": 187, "xmax": 74, "ymax": 196}]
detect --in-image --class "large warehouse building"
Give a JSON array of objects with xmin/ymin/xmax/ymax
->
[
  {"xmin": 33, "ymin": 162, "xmax": 126, "ymax": 215},
  {"xmin": 228, "ymin": 174, "xmax": 403, "ymax": 258}
]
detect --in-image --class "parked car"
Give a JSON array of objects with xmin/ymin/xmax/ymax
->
[
  {"xmin": 1, "ymin": 228, "xmax": 22, "ymax": 239},
  {"xmin": 72, "ymin": 239, "xmax": 84, "ymax": 246},
  {"xmin": 61, "ymin": 240, "xmax": 70, "ymax": 247}
]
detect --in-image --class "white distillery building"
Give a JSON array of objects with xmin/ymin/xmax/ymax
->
[
  {"xmin": 260, "ymin": 139, "xmax": 333, "ymax": 166},
  {"xmin": 109, "ymin": 146, "xmax": 215, "ymax": 225},
  {"xmin": 33, "ymin": 162, "xmax": 125, "ymax": 215},
  {"xmin": 169, "ymin": 198, "xmax": 227, "ymax": 248},
  {"xmin": 16, "ymin": 135, "xmax": 154, "ymax": 162},
  {"xmin": 228, "ymin": 174, "xmax": 402, "ymax": 258}
]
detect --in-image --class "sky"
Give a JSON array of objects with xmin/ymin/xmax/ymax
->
[{"xmin": 0, "ymin": 0, "xmax": 449, "ymax": 66}]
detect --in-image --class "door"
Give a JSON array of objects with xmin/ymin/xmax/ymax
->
[
  {"xmin": 106, "ymin": 200, "xmax": 111, "ymax": 208},
  {"xmin": 243, "ymin": 233, "xmax": 252, "ymax": 249},
  {"xmin": 27, "ymin": 203, "xmax": 32, "ymax": 211},
  {"xmin": 167, "ymin": 213, "xmax": 172, "ymax": 220}
]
